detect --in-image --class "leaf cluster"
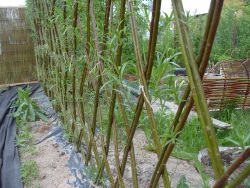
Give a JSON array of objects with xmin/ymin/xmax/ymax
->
[{"xmin": 12, "ymin": 87, "xmax": 49, "ymax": 122}]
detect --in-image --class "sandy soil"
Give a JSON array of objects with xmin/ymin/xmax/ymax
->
[
  {"xmin": 20, "ymin": 119, "xmax": 202, "ymax": 188},
  {"xmin": 20, "ymin": 120, "xmax": 74, "ymax": 188},
  {"xmin": 107, "ymin": 130, "xmax": 202, "ymax": 187},
  {"xmin": 18, "ymin": 89, "xmax": 203, "ymax": 188}
]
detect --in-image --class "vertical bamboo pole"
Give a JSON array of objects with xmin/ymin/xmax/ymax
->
[
  {"xmin": 85, "ymin": 0, "xmax": 103, "ymax": 164},
  {"xmin": 70, "ymin": 0, "xmax": 79, "ymax": 134}
]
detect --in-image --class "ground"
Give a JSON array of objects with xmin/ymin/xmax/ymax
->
[
  {"xmin": 21, "ymin": 120, "xmax": 203, "ymax": 187},
  {"xmin": 18, "ymin": 88, "xmax": 204, "ymax": 188}
]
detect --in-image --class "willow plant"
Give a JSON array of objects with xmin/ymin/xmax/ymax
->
[{"xmin": 26, "ymin": 0, "xmax": 250, "ymax": 187}]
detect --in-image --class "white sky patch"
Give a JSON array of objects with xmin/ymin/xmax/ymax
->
[
  {"xmin": 0, "ymin": 0, "xmax": 26, "ymax": 6},
  {"xmin": 161, "ymin": 0, "xmax": 211, "ymax": 15}
]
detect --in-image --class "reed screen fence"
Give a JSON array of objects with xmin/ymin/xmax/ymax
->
[{"xmin": 0, "ymin": 7, "xmax": 36, "ymax": 85}]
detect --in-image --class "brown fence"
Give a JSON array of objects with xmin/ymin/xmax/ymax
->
[
  {"xmin": 0, "ymin": 7, "xmax": 36, "ymax": 85},
  {"xmin": 204, "ymin": 59, "xmax": 250, "ymax": 110}
]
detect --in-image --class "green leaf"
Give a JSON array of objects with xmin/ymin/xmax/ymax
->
[
  {"xmin": 23, "ymin": 110, "xmax": 28, "ymax": 121},
  {"xmin": 243, "ymin": 133, "xmax": 250, "ymax": 145},
  {"xmin": 29, "ymin": 104, "xmax": 35, "ymax": 121},
  {"xmin": 143, "ymin": 126, "xmax": 151, "ymax": 140},
  {"xmin": 144, "ymin": 143, "xmax": 155, "ymax": 151},
  {"xmin": 36, "ymin": 112, "xmax": 49, "ymax": 123},
  {"xmin": 225, "ymin": 137, "xmax": 240, "ymax": 147},
  {"xmin": 177, "ymin": 175, "xmax": 189, "ymax": 188}
]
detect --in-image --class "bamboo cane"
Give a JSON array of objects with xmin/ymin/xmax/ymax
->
[
  {"xmin": 148, "ymin": 2, "xmax": 223, "ymax": 187},
  {"xmin": 114, "ymin": 1, "xmax": 171, "ymax": 188}
]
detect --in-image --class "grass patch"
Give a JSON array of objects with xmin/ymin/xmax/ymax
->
[
  {"xmin": 216, "ymin": 109, "xmax": 250, "ymax": 149},
  {"xmin": 174, "ymin": 109, "xmax": 250, "ymax": 155},
  {"xmin": 140, "ymin": 107, "xmax": 249, "ymax": 155},
  {"xmin": 20, "ymin": 159, "xmax": 39, "ymax": 187}
]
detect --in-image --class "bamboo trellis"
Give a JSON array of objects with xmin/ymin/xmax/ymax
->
[{"xmin": 26, "ymin": 0, "xmax": 250, "ymax": 187}]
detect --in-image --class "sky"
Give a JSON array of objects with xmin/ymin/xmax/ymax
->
[
  {"xmin": 161, "ymin": 0, "xmax": 211, "ymax": 15},
  {"xmin": 0, "ymin": 0, "xmax": 211, "ymax": 15},
  {"xmin": 0, "ymin": 0, "xmax": 26, "ymax": 6}
]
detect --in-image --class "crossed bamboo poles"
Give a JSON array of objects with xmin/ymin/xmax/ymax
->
[{"xmin": 29, "ymin": 0, "xmax": 250, "ymax": 187}]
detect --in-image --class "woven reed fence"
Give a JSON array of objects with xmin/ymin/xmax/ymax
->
[
  {"xmin": 204, "ymin": 59, "xmax": 250, "ymax": 110},
  {"xmin": 26, "ymin": 0, "xmax": 250, "ymax": 187},
  {"xmin": 0, "ymin": 7, "xmax": 36, "ymax": 85}
]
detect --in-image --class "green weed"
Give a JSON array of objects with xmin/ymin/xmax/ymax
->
[
  {"xmin": 12, "ymin": 87, "xmax": 49, "ymax": 122},
  {"xmin": 20, "ymin": 160, "xmax": 39, "ymax": 187},
  {"xmin": 217, "ymin": 109, "xmax": 250, "ymax": 150},
  {"xmin": 12, "ymin": 87, "xmax": 47, "ymax": 187},
  {"xmin": 176, "ymin": 175, "xmax": 189, "ymax": 188}
]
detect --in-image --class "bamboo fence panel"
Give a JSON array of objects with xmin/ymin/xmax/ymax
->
[
  {"xmin": 0, "ymin": 7, "xmax": 36, "ymax": 85},
  {"xmin": 204, "ymin": 59, "xmax": 250, "ymax": 110}
]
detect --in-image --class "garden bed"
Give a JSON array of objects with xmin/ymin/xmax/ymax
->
[{"xmin": 21, "ymin": 85, "xmax": 203, "ymax": 187}]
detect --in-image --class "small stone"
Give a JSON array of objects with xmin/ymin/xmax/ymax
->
[{"xmin": 59, "ymin": 152, "xmax": 65, "ymax": 157}]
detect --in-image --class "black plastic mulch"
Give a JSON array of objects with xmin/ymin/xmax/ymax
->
[
  {"xmin": 0, "ymin": 83, "xmax": 40, "ymax": 188},
  {"xmin": 0, "ymin": 83, "xmax": 108, "ymax": 188},
  {"xmin": 32, "ymin": 87, "xmax": 101, "ymax": 188}
]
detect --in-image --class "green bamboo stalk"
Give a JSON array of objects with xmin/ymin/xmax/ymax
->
[
  {"xmin": 98, "ymin": 107, "xmax": 115, "ymax": 186},
  {"xmin": 226, "ymin": 165, "xmax": 250, "ymax": 188},
  {"xmin": 70, "ymin": 0, "xmax": 79, "ymax": 134},
  {"xmin": 101, "ymin": 0, "xmax": 112, "ymax": 53},
  {"xmin": 92, "ymin": 0, "xmax": 120, "ymax": 183},
  {"xmin": 169, "ymin": 0, "xmax": 218, "ymax": 130},
  {"xmin": 95, "ymin": 0, "xmax": 131, "ymax": 185},
  {"xmin": 116, "ymin": 94, "xmax": 138, "ymax": 188},
  {"xmin": 95, "ymin": 90, "xmax": 116, "ymax": 182},
  {"xmin": 115, "ymin": 0, "xmax": 126, "ymax": 67},
  {"xmin": 114, "ymin": 0, "xmax": 171, "ymax": 187},
  {"xmin": 92, "ymin": 0, "xmax": 138, "ymax": 178},
  {"xmin": 152, "ymin": 2, "xmax": 225, "ymax": 187},
  {"xmin": 78, "ymin": 83, "xmax": 103, "ymax": 171},
  {"xmin": 63, "ymin": 0, "xmax": 69, "ymax": 111},
  {"xmin": 113, "ymin": 119, "xmax": 126, "ymax": 188},
  {"xmin": 214, "ymin": 148, "xmax": 250, "ymax": 188},
  {"xmin": 45, "ymin": 1, "xmax": 56, "ymax": 99},
  {"xmin": 86, "ymin": 0, "xmax": 91, "ymax": 54},
  {"xmin": 149, "ymin": 1, "xmax": 225, "ymax": 186},
  {"xmin": 76, "ymin": 19, "xmax": 91, "ymax": 149},
  {"xmin": 36, "ymin": 0, "xmax": 49, "ymax": 95},
  {"xmin": 85, "ymin": 75, "xmax": 101, "ymax": 164},
  {"xmin": 77, "ymin": 1, "xmax": 91, "ymax": 145},
  {"xmin": 173, "ymin": 0, "xmax": 224, "ymax": 179},
  {"xmin": 114, "ymin": 1, "xmax": 171, "ymax": 188},
  {"xmin": 85, "ymin": 0, "xmax": 104, "ymax": 164},
  {"xmin": 51, "ymin": 0, "xmax": 64, "ymax": 114}
]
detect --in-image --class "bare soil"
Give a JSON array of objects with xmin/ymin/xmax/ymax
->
[
  {"xmin": 107, "ymin": 130, "xmax": 202, "ymax": 187},
  {"xmin": 20, "ymin": 120, "xmax": 74, "ymax": 188},
  {"xmin": 19, "ymin": 90, "xmax": 204, "ymax": 188},
  {"xmin": 20, "ymin": 120, "xmax": 202, "ymax": 187}
]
